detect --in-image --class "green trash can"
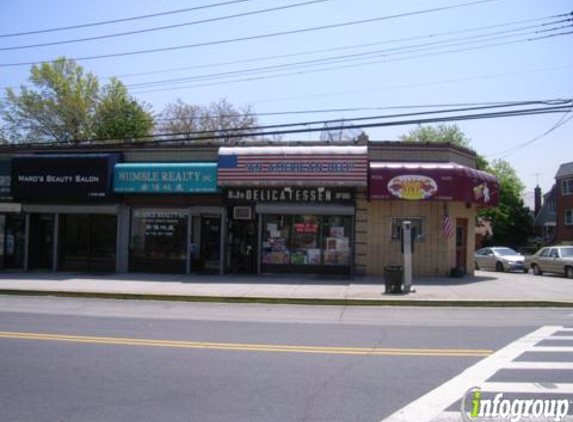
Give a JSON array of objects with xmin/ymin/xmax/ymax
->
[{"xmin": 384, "ymin": 265, "xmax": 403, "ymax": 294}]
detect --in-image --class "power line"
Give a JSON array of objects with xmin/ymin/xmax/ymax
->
[
  {"xmin": 2, "ymin": 12, "xmax": 564, "ymax": 91},
  {"xmin": 488, "ymin": 111, "xmax": 573, "ymax": 158},
  {"xmin": 0, "ymin": 0, "xmax": 257, "ymax": 38},
  {"xmin": 2, "ymin": 100, "xmax": 568, "ymax": 132},
  {"xmin": 0, "ymin": 0, "xmax": 502, "ymax": 68},
  {"xmin": 126, "ymin": 19, "xmax": 571, "ymax": 90},
  {"xmin": 0, "ymin": 0, "xmax": 334, "ymax": 52},
  {"xmin": 2, "ymin": 101, "xmax": 570, "ymax": 146},
  {"xmin": 130, "ymin": 29, "xmax": 573, "ymax": 94}
]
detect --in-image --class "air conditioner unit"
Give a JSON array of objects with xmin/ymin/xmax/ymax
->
[{"xmin": 233, "ymin": 206, "xmax": 252, "ymax": 220}]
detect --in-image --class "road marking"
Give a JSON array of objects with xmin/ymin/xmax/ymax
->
[
  {"xmin": 481, "ymin": 382, "xmax": 573, "ymax": 394},
  {"xmin": 530, "ymin": 346, "xmax": 573, "ymax": 352},
  {"xmin": 380, "ymin": 326, "xmax": 563, "ymax": 422},
  {"xmin": 547, "ymin": 335, "xmax": 573, "ymax": 340},
  {"xmin": 0, "ymin": 331, "xmax": 492, "ymax": 357},
  {"xmin": 503, "ymin": 361, "xmax": 573, "ymax": 370}
]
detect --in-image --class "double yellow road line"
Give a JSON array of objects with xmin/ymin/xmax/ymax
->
[{"xmin": 0, "ymin": 331, "xmax": 493, "ymax": 357}]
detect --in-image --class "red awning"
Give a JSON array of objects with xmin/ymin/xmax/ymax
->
[{"xmin": 369, "ymin": 162, "xmax": 499, "ymax": 207}]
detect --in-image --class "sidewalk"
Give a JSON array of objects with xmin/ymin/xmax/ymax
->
[{"xmin": 0, "ymin": 270, "xmax": 572, "ymax": 306}]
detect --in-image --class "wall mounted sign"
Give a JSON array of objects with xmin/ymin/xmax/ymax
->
[
  {"xmin": 218, "ymin": 146, "xmax": 368, "ymax": 186},
  {"xmin": 114, "ymin": 163, "xmax": 218, "ymax": 194},
  {"xmin": 370, "ymin": 162, "xmax": 499, "ymax": 206},
  {"xmin": 11, "ymin": 154, "xmax": 120, "ymax": 202},
  {"xmin": 225, "ymin": 187, "xmax": 354, "ymax": 204},
  {"xmin": 387, "ymin": 175, "xmax": 438, "ymax": 200}
]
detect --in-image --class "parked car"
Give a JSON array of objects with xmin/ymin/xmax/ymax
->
[
  {"xmin": 474, "ymin": 247, "xmax": 525, "ymax": 272},
  {"xmin": 524, "ymin": 246, "xmax": 573, "ymax": 278}
]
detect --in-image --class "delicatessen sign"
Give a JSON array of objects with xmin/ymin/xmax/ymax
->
[
  {"xmin": 226, "ymin": 187, "xmax": 354, "ymax": 204},
  {"xmin": 11, "ymin": 154, "xmax": 119, "ymax": 201}
]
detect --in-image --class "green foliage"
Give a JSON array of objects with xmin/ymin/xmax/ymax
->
[
  {"xmin": 479, "ymin": 159, "xmax": 533, "ymax": 248},
  {"xmin": 400, "ymin": 124, "xmax": 473, "ymax": 149},
  {"xmin": 1, "ymin": 57, "xmax": 153, "ymax": 143}
]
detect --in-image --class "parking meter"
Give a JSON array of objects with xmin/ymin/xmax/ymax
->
[{"xmin": 401, "ymin": 221, "xmax": 414, "ymax": 293}]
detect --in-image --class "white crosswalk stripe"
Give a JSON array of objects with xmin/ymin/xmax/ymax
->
[{"xmin": 380, "ymin": 326, "xmax": 573, "ymax": 422}]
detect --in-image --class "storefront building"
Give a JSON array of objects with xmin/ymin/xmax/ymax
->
[
  {"xmin": 9, "ymin": 153, "xmax": 120, "ymax": 272},
  {"xmin": 113, "ymin": 162, "xmax": 222, "ymax": 274},
  {"xmin": 0, "ymin": 141, "xmax": 499, "ymax": 278},
  {"xmin": 218, "ymin": 145, "xmax": 368, "ymax": 275},
  {"xmin": 359, "ymin": 143, "xmax": 499, "ymax": 277}
]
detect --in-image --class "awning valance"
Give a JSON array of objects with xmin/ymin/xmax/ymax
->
[
  {"xmin": 114, "ymin": 163, "xmax": 218, "ymax": 194},
  {"xmin": 369, "ymin": 162, "xmax": 499, "ymax": 206},
  {"xmin": 217, "ymin": 146, "xmax": 368, "ymax": 187}
]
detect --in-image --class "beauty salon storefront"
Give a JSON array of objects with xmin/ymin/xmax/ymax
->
[
  {"xmin": 10, "ymin": 154, "xmax": 120, "ymax": 272},
  {"xmin": 365, "ymin": 162, "xmax": 499, "ymax": 277},
  {"xmin": 113, "ymin": 162, "xmax": 222, "ymax": 274},
  {"xmin": 217, "ymin": 146, "xmax": 368, "ymax": 275}
]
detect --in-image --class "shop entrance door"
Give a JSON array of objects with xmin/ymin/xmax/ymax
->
[
  {"xmin": 29, "ymin": 214, "xmax": 54, "ymax": 270},
  {"xmin": 199, "ymin": 215, "xmax": 221, "ymax": 272},
  {"xmin": 3, "ymin": 215, "xmax": 25, "ymax": 270},
  {"xmin": 455, "ymin": 218, "xmax": 468, "ymax": 273},
  {"xmin": 228, "ymin": 218, "xmax": 257, "ymax": 274}
]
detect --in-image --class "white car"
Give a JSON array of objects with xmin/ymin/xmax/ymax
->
[
  {"xmin": 524, "ymin": 246, "xmax": 573, "ymax": 278},
  {"xmin": 474, "ymin": 247, "xmax": 525, "ymax": 272}
]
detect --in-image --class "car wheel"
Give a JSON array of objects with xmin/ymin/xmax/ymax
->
[
  {"xmin": 566, "ymin": 266, "xmax": 573, "ymax": 279},
  {"xmin": 496, "ymin": 261, "xmax": 504, "ymax": 272},
  {"xmin": 532, "ymin": 264, "xmax": 543, "ymax": 276},
  {"xmin": 475, "ymin": 261, "xmax": 479, "ymax": 271}
]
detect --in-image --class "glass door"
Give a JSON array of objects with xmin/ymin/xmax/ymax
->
[
  {"xmin": 29, "ymin": 214, "xmax": 54, "ymax": 270},
  {"xmin": 199, "ymin": 215, "xmax": 221, "ymax": 272}
]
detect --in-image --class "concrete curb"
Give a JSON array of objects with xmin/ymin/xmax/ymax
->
[{"xmin": 1, "ymin": 289, "xmax": 573, "ymax": 308}]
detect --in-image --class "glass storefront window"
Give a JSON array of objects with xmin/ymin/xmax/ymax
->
[
  {"xmin": 261, "ymin": 214, "xmax": 352, "ymax": 267},
  {"xmin": 129, "ymin": 209, "xmax": 187, "ymax": 273},
  {"xmin": 292, "ymin": 215, "xmax": 321, "ymax": 265},
  {"xmin": 322, "ymin": 216, "xmax": 351, "ymax": 266},
  {"xmin": 262, "ymin": 215, "xmax": 291, "ymax": 264}
]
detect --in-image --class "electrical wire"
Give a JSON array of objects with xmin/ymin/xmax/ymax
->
[
  {"xmin": 0, "ymin": 0, "xmax": 502, "ymax": 68},
  {"xmin": 0, "ymin": 0, "xmax": 334, "ymax": 51},
  {"xmin": 0, "ymin": 0, "xmax": 257, "ymax": 38}
]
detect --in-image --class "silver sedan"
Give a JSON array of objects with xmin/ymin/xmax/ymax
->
[{"xmin": 474, "ymin": 247, "xmax": 525, "ymax": 272}]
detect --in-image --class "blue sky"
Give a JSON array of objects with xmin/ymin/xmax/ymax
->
[{"xmin": 1, "ymin": 0, "xmax": 571, "ymax": 205}]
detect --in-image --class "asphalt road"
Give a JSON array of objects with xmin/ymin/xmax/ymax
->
[{"xmin": 0, "ymin": 296, "xmax": 572, "ymax": 422}]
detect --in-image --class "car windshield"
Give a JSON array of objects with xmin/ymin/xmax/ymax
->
[
  {"xmin": 561, "ymin": 247, "xmax": 573, "ymax": 257},
  {"xmin": 494, "ymin": 248, "xmax": 518, "ymax": 256}
]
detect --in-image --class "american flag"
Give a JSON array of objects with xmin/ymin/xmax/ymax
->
[
  {"xmin": 217, "ymin": 147, "xmax": 368, "ymax": 186},
  {"xmin": 443, "ymin": 213, "xmax": 454, "ymax": 239}
]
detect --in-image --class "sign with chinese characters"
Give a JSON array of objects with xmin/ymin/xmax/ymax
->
[
  {"xmin": 225, "ymin": 187, "xmax": 354, "ymax": 204},
  {"xmin": 132, "ymin": 209, "xmax": 187, "ymax": 237},
  {"xmin": 114, "ymin": 163, "xmax": 218, "ymax": 194},
  {"xmin": 11, "ymin": 154, "xmax": 119, "ymax": 202}
]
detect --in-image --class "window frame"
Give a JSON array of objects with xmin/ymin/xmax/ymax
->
[
  {"xmin": 565, "ymin": 209, "xmax": 573, "ymax": 226},
  {"xmin": 562, "ymin": 179, "xmax": 573, "ymax": 196},
  {"xmin": 390, "ymin": 217, "xmax": 424, "ymax": 242}
]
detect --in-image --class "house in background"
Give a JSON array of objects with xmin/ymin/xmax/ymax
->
[
  {"xmin": 555, "ymin": 162, "xmax": 573, "ymax": 243},
  {"xmin": 534, "ymin": 185, "xmax": 557, "ymax": 243}
]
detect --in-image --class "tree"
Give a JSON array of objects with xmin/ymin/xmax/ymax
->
[
  {"xmin": 1, "ymin": 57, "xmax": 153, "ymax": 143},
  {"xmin": 399, "ymin": 123, "xmax": 534, "ymax": 246},
  {"xmin": 94, "ymin": 78, "xmax": 154, "ymax": 140},
  {"xmin": 400, "ymin": 124, "xmax": 472, "ymax": 149},
  {"xmin": 479, "ymin": 159, "xmax": 534, "ymax": 248},
  {"xmin": 156, "ymin": 99, "xmax": 259, "ymax": 142}
]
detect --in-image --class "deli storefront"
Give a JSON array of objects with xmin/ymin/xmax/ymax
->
[
  {"xmin": 365, "ymin": 162, "xmax": 499, "ymax": 277},
  {"xmin": 10, "ymin": 154, "xmax": 120, "ymax": 272},
  {"xmin": 113, "ymin": 162, "xmax": 223, "ymax": 274},
  {"xmin": 218, "ymin": 146, "xmax": 368, "ymax": 275}
]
